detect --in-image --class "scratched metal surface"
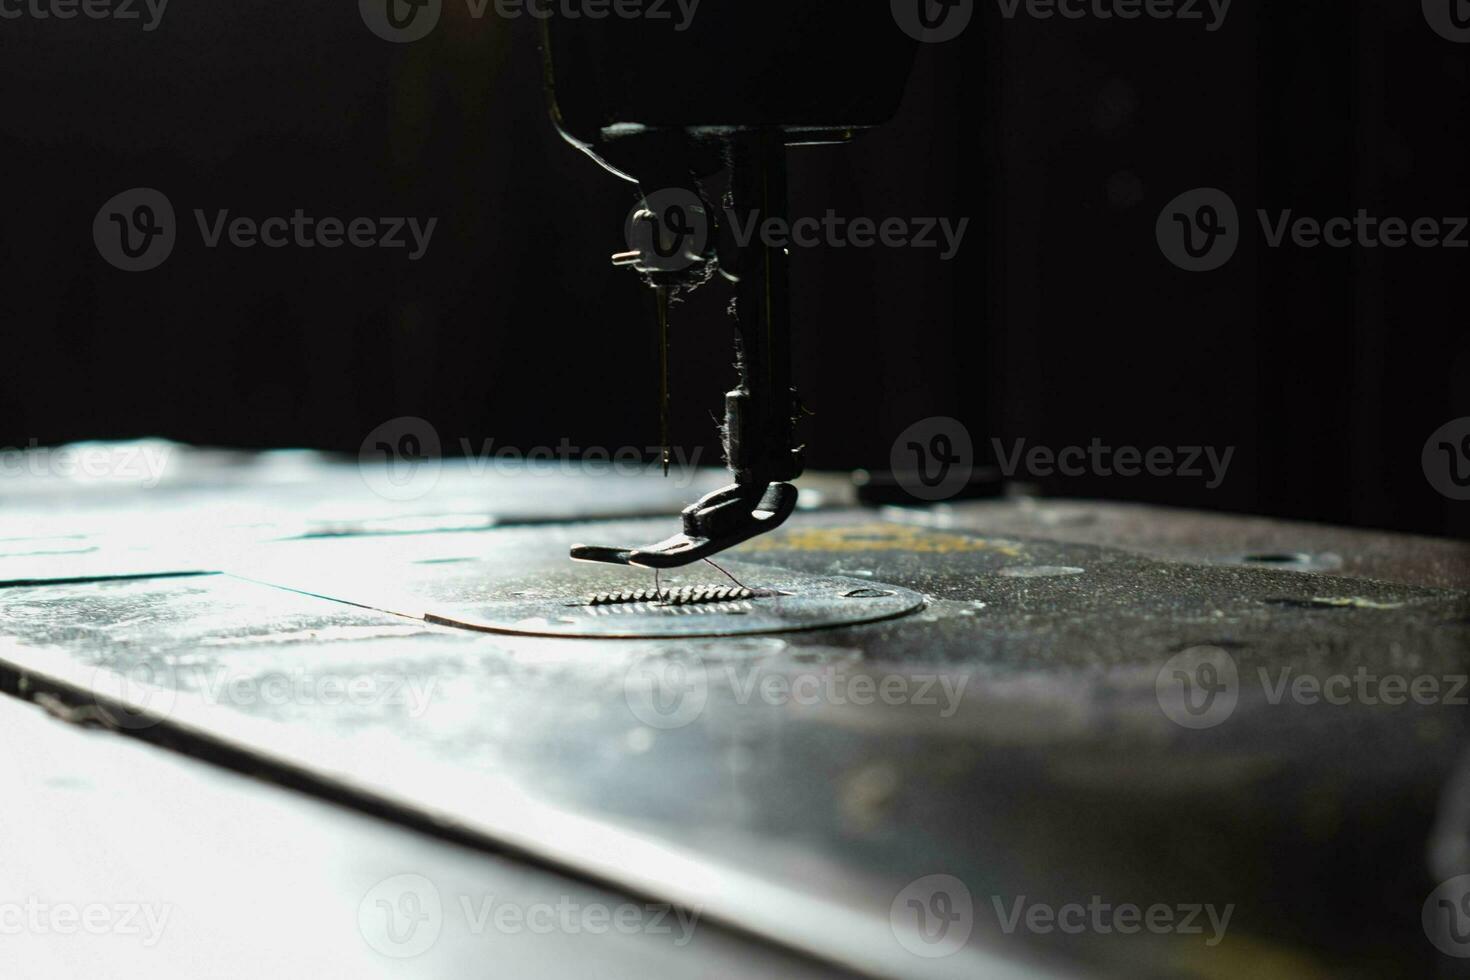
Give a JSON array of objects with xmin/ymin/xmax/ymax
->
[{"xmin": 2, "ymin": 481, "xmax": 1469, "ymax": 977}]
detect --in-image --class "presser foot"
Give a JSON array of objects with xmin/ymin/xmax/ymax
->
[{"xmin": 570, "ymin": 481, "xmax": 798, "ymax": 570}]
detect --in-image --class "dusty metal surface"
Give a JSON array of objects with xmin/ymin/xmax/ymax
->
[
  {"xmin": 898, "ymin": 497, "xmax": 1470, "ymax": 589},
  {"xmin": 2, "ymin": 452, "xmax": 1469, "ymax": 978}
]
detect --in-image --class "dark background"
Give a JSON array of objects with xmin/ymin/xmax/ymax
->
[{"xmin": 1, "ymin": 1, "xmax": 1466, "ymax": 536}]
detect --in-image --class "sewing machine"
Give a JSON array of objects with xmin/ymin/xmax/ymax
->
[
  {"xmin": 3, "ymin": 6, "xmax": 1469, "ymax": 979},
  {"xmin": 542, "ymin": 4, "xmax": 918, "ymax": 568}
]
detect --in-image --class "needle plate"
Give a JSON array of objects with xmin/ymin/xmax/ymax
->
[{"xmin": 423, "ymin": 561, "xmax": 926, "ymax": 639}]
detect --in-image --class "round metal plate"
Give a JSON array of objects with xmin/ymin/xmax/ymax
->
[{"xmin": 424, "ymin": 562, "xmax": 927, "ymax": 639}]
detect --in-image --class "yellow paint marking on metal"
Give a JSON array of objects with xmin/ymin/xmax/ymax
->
[
  {"xmin": 1309, "ymin": 596, "xmax": 1405, "ymax": 610},
  {"xmin": 736, "ymin": 524, "xmax": 1023, "ymax": 557},
  {"xmin": 1164, "ymin": 934, "xmax": 1332, "ymax": 980}
]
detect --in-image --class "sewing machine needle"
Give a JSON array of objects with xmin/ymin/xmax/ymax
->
[{"xmin": 656, "ymin": 284, "xmax": 670, "ymax": 477}]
